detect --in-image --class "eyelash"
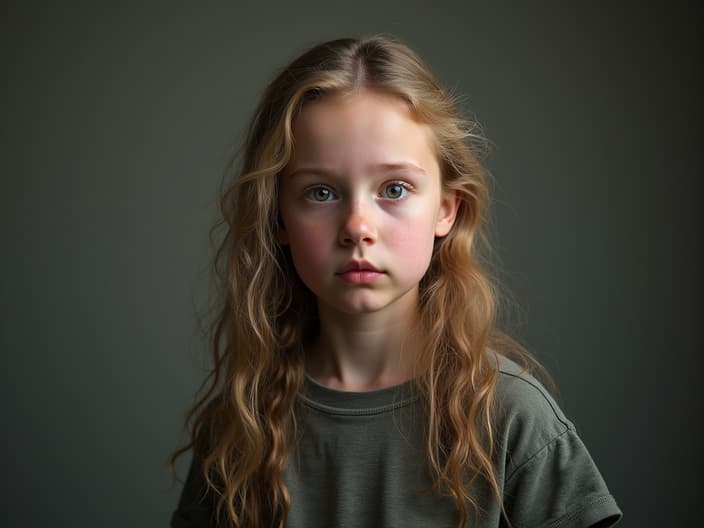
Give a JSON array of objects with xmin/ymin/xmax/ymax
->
[{"xmin": 303, "ymin": 181, "xmax": 415, "ymax": 202}]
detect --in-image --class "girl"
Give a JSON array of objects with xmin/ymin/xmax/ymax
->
[{"xmin": 170, "ymin": 35, "xmax": 622, "ymax": 528}]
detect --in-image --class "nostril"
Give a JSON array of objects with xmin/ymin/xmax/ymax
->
[{"xmin": 341, "ymin": 233, "xmax": 375, "ymax": 245}]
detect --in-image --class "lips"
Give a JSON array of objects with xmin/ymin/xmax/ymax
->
[
  {"xmin": 335, "ymin": 260, "xmax": 385, "ymax": 285},
  {"xmin": 337, "ymin": 260, "xmax": 382, "ymax": 274}
]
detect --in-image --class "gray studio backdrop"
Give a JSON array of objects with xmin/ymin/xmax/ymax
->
[{"xmin": 3, "ymin": 3, "xmax": 700, "ymax": 527}]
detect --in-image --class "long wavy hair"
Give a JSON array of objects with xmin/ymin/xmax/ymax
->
[{"xmin": 170, "ymin": 34, "xmax": 552, "ymax": 528}]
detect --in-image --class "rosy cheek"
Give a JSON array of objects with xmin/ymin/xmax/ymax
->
[
  {"xmin": 385, "ymin": 218, "xmax": 435, "ymax": 259},
  {"xmin": 288, "ymin": 221, "xmax": 332, "ymax": 275},
  {"xmin": 301, "ymin": 222, "xmax": 330, "ymax": 252}
]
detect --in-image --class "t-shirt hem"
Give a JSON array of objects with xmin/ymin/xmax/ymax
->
[{"xmin": 548, "ymin": 494, "xmax": 623, "ymax": 528}]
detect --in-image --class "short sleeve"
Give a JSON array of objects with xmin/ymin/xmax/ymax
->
[
  {"xmin": 503, "ymin": 427, "xmax": 622, "ymax": 528},
  {"xmin": 495, "ymin": 356, "xmax": 623, "ymax": 528},
  {"xmin": 170, "ymin": 451, "xmax": 218, "ymax": 528}
]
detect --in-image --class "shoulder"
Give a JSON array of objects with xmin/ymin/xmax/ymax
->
[
  {"xmin": 494, "ymin": 353, "xmax": 572, "ymax": 431},
  {"xmin": 490, "ymin": 355, "xmax": 623, "ymax": 526},
  {"xmin": 492, "ymin": 354, "xmax": 574, "ymax": 475}
]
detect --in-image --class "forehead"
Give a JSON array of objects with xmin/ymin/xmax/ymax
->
[{"xmin": 284, "ymin": 89, "xmax": 440, "ymax": 177}]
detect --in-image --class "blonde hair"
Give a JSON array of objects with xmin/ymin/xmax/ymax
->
[{"xmin": 170, "ymin": 34, "xmax": 551, "ymax": 528}]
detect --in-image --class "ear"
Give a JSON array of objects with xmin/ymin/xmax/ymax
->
[{"xmin": 435, "ymin": 190, "xmax": 460, "ymax": 237}]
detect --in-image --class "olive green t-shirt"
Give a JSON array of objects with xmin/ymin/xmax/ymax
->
[{"xmin": 171, "ymin": 355, "xmax": 622, "ymax": 527}]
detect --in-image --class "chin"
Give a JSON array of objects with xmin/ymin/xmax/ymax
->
[
  {"xmin": 323, "ymin": 295, "xmax": 389, "ymax": 315},
  {"xmin": 337, "ymin": 302, "xmax": 385, "ymax": 315}
]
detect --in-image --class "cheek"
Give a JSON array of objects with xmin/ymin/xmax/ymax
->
[
  {"xmin": 286, "ymin": 221, "xmax": 333, "ymax": 278},
  {"xmin": 384, "ymin": 216, "xmax": 437, "ymax": 267}
]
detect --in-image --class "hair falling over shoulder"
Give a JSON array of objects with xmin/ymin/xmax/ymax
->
[{"xmin": 169, "ymin": 34, "xmax": 553, "ymax": 528}]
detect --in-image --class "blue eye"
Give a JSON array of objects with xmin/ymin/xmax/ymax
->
[
  {"xmin": 381, "ymin": 182, "xmax": 410, "ymax": 200},
  {"xmin": 305, "ymin": 186, "xmax": 336, "ymax": 202}
]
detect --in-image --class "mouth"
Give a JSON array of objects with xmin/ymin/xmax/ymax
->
[
  {"xmin": 335, "ymin": 260, "xmax": 385, "ymax": 285},
  {"xmin": 336, "ymin": 260, "xmax": 382, "ymax": 274}
]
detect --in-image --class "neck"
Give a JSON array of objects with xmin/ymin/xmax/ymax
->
[{"xmin": 305, "ymin": 292, "xmax": 424, "ymax": 392}]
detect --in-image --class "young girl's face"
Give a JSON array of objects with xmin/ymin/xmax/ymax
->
[{"xmin": 279, "ymin": 89, "xmax": 458, "ymax": 317}]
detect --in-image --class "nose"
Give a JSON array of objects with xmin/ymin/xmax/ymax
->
[{"xmin": 339, "ymin": 201, "xmax": 377, "ymax": 246}]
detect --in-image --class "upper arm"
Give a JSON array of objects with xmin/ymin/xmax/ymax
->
[{"xmin": 495, "ymin": 365, "xmax": 623, "ymax": 527}]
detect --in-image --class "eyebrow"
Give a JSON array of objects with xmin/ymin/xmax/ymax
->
[{"xmin": 287, "ymin": 162, "xmax": 428, "ymax": 178}]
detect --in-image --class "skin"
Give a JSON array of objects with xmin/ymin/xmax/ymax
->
[{"xmin": 278, "ymin": 89, "xmax": 459, "ymax": 391}]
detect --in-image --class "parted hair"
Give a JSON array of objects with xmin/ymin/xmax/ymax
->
[{"xmin": 170, "ymin": 34, "xmax": 550, "ymax": 528}]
